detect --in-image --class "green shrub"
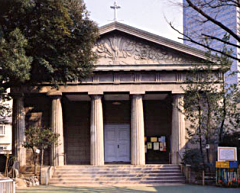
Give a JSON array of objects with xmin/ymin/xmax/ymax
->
[{"xmin": 182, "ymin": 149, "xmax": 204, "ymax": 171}]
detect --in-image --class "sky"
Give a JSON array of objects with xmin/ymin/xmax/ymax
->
[{"xmin": 84, "ymin": 0, "xmax": 183, "ymax": 42}]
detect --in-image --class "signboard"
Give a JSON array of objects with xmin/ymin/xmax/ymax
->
[
  {"xmin": 150, "ymin": 137, "xmax": 157, "ymax": 142},
  {"xmin": 218, "ymin": 147, "xmax": 237, "ymax": 161}
]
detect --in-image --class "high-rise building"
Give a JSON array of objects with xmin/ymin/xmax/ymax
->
[{"xmin": 183, "ymin": 0, "xmax": 240, "ymax": 84}]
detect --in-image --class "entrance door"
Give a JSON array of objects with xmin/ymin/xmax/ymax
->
[{"xmin": 104, "ymin": 124, "xmax": 130, "ymax": 163}]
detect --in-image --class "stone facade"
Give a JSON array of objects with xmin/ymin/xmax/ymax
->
[{"xmin": 11, "ymin": 22, "xmax": 220, "ymax": 167}]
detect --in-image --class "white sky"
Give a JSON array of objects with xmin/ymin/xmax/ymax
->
[{"xmin": 84, "ymin": 0, "xmax": 183, "ymax": 42}]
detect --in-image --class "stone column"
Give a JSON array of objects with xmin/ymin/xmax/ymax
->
[
  {"xmin": 131, "ymin": 95, "xmax": 145, "ymax": 165},
  {"xmin": 90, "ymin": 95, "xmax": 104, "ymax": 166},
  {"xmin": 48, "ymin": 91, "xmax": 64, "ymax": 166},
  {"xmin": 12, "ymin": 94, "xmax": 26, "ymax": 167},
  {"xmin": 171, "ymin": 94, "xmax": 186, "ymax": 164}
]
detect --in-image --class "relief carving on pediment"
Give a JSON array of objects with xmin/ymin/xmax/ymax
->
[{"xmin": 93, "ymin": 35, "xmax": 186, "ymax": 65}]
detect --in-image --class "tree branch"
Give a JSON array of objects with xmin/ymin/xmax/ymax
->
[
  {"xmin": 202, "ymin": 33, "xmax": 240, "ymax": 49},
  {"xmin": 169, "ymin": 22, "xmax": 239, "ymax": 62},
  {"xmin": 185, "ymin": 0, "xmax": 240, "ymax": 43}
]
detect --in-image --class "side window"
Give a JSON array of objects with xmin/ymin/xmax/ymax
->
[{"xmin": 0, "ymin": 125, "xmax": 5, "ymax": 136}]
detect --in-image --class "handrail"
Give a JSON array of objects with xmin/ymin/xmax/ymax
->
[
  {"xmin": 169, "ymin": 151, "xmax": 183, "ymax": 165},
  {"xmin": 177, "ymin": 151, "xmax": 183, "ymax": 164},
  {"xmin": 0, "ymin": 179, "xmax": 13, "ymax": 183}
]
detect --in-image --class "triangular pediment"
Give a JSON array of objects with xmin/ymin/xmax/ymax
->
[{"xmin": 94, "ymin": 22, "xmax": 207, "ymax": 66}]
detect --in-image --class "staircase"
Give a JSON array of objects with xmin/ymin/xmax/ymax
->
[{"xmin": 49, "ymin": 164, "xmax": 185, "ymax": 186}]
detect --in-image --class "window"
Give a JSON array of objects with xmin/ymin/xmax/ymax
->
[
  {"xmin": 0, "ymin": 146, "xmax": 7, "ymax": 151},
  {"xmin": 0, "ymin": 125, "xmax": 5, "ymax": 136}
]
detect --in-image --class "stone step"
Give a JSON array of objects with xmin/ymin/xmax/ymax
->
[
  {"xmin": 53, "ymin": 167, "xmax": 180, "ymax": 171},
  {"xmin": 49, "ymin": 179, "xmax": 186, "ymax": 185},
  {"xmin": 50, "ymin": 164, "xmax": 185, "ymax": 186},
  {"xmin": 54, "ymin": 167, "xmax": 180, "ymax": 170},
  {"xmin": 50, "ymin": 176, "xmax": 185, "ymax": 181},
  {"xmin": 52, "ymin": 173, "xmax": 183, "ymax": 178},
  {"xmin": 55, "ymin": 165, "xmax": 179, "ymax": 169},
  {"xmin": 55, "ymin": 164, "xmax": 179, "ymax": 167},
  {"xmin": 54, "ymin": 170, "xmax": 181, "ymax": 175}
]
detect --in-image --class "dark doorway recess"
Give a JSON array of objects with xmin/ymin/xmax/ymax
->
[{"xmin": 144, "ymin": 95, "xmax": 172, "ymax": 164}]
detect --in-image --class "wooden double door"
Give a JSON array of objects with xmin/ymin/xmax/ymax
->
[{"xmin": 104, "ymin": 124, "xmax": 131, "ymax": 163}]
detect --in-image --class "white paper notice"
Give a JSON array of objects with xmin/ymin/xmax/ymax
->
[
  {"xmin": 153, "ymin": 142, "xmax": 159, "ymax": 150},
  {"xmin": 218, "ymin": 147, "xmax": 237, "ymax": 161}
]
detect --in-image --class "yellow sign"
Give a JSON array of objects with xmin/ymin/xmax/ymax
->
[
  {"xmin": 216, "ymin": 161, "xmax": 229, "ymax": 168},
  {"xmin": 150, "ymin": 137, "xmax": 157, "ymax": 142},
  {"xmin": 147, "ymin": 142, "xmax": 152, "ymax": 149}
]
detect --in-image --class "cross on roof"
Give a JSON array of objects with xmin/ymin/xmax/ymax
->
[{"xmin": 110, "ymin": 1, "xmax": 121, "ymax": 21}]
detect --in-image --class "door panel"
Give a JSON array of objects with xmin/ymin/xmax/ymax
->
[
  {"xmin": 119, "ymin": 129, "xmax": 129, "ymax": 140},
  {"xmin": 105, "ymin": 128, "xmax": 118, "ymax": 162},
  {"xmin": 104, "ymin": 125, "xmax": 130, "ymax": 162},
  {"xmin": 118, "ymin": 144, "xmax": 129, "ymax": 161}
]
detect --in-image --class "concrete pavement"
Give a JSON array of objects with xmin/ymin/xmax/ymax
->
[{"xmin": 17, "ymin": 185, "xmax": 240, "ymax": 193}]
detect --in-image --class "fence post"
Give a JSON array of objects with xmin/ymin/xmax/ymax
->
[
  {"xmin": 185, "ymin": 165, "xmax": 191, "ymax": 183},
  {"xmin": 0, "ymin": 179, "xmax": 16, "ymax": 193},
  {"xmin": 13, "ymin": 180, "xmax": 15, "ymax": 193},
  {"xmin": 189, "ymin": 167, "xmax": 191, "ymax": 183},
  {"xmin": 202, "ymin": 170, "xmax": 205, "ymax": 186},
  {"xmin": 176, "ymin": 152, "xmax": 179, "ymax": 165}
]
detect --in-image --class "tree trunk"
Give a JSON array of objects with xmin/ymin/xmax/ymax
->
[
  {"xmin": 32, "ymin": 148, "xmax": 37, "ymax": 176},
  {"xmin": 219, "ymin": 95, "xmax": 226, "ymax": 144},
  {"xmin": 219, "ymin": 77, "xmax": 226, "ymax": 144},
  {"xmin": 206, "ymin": 95, "xmax": 211, "ymax": 164},
  {"xmin": 40, "ymin": 148, "xmax": 44, "ymax": 183},
  {"xmin": 197, "ymin": 96, "xmax": 205, "ymax": 167},
  {"xmin": 41, "ymin": 149, "xmax": 44, "ymax": 167}
]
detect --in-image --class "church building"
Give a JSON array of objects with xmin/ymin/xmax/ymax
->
[{"xmin": 11, "ymin": 22, "xmax": 215, "ymax": 168}]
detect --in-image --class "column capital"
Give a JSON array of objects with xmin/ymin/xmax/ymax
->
[
  {"xmin": 131, "ymin": 94, "xmax": 144, "ymax": 98},
  {"xmin": 172, "ymin": 94, "xmax": 184, "ymax": 98},
  {"xmin": 47, "ymin": 91, "xmax": 62, "ymax": 98},
  {"xmin": 172, "ymin": 94, "xmax": 185, "ymax": 108},
  {"xmin": 90, "ymin": 95, "xmax": 102, "ymax": 100},
  {"xmin": 10, "ymin": 93, "xmax": 24, "ymax": 99}
]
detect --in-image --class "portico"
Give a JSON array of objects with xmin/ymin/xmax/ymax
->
[
  {"xmin": 48, "ymin": 91, "xmax": 183, "ymax": 166},
  {"xmin": 11, "ymin": 22, "xmax": 211, "ymax": 168}
]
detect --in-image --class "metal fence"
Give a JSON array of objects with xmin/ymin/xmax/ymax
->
[{"xmin": 0, "ymin": 179, "xmax": 15, "ymax": 193}]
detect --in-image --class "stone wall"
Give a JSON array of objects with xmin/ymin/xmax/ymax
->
[{"xmin": 63, "ymin": 100, "xmax": 90, "ymax": 165}]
